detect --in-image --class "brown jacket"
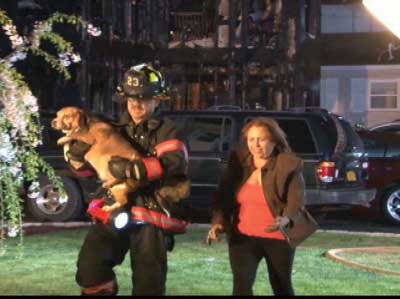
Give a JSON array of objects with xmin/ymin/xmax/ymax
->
[{"xmin": 211, "ymin": 149, "xmax": 305, "ymax": 235}]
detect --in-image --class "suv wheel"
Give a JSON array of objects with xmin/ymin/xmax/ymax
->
[
  {"xmin": 27, "ymin": 175, "xmax": 83, "ymax": 222},
  {"xmin": 381, "ymin": 185, "xmax": 400, "ymax": 225}
]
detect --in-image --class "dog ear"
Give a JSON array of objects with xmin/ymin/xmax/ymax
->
[
  {"xmin": 60, "ymin": 109, "xmax": 72, "ymax": 130},
  {"xmin": 70, "ymin": 108, "xmax": 86, "ymax": 131}
]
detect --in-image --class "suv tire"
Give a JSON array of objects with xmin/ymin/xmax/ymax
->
[
  {"xmin": 27, "ymin": 175, "xmax": 83, "ymax": 222},
  {"xmin": 381, "ymin": 185, "xmax": 400, "ymax": 225}
]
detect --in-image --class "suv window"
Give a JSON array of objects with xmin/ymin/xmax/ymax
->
[
  {"xmin": 338, "ymin": 118, "xmax": 364, "ymax": 153},
  {"xmin": 244, "ymin": 117, "xmax": 317, "ymax": 154},
  {"xmin": 221, "ymin": 118, "xmax": 233, "ymax": 152},
  {"xmin": 38, "ymin": 116, "xmax": 62, "ymax": 149},
  {"xmin": 321, "ymin": 116, "xmax": 338, "ymax": 154},
  {"xmin": 276, "ymin": 119, "xmax": 317, "ymax": 154},
  {"xmin": 180, "ymin": 117, "xmax": 232, "ymax": 152}
]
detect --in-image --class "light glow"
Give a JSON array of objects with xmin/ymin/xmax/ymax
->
[
  {"xmin": 363, "ymin": 0, "xmax": 400, "ymax": 39},
  {"xmin": 114, "ymin": 212, "xmax": 129, "ymax": 229}
]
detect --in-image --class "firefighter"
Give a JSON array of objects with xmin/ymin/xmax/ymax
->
[{"xmin": 64, "ymin": 63, "xmax": 190, "ymax": 296}]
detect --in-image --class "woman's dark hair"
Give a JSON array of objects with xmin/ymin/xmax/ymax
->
[{"xmin": 242, "ymin": 117, "xmax": 292, "ymax": 155}]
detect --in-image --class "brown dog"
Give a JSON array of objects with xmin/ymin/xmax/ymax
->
[{"xmin": 52, "ymin": 106, "xmax": 141, "ymax": 213}]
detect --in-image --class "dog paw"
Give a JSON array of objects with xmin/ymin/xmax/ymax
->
[
  {"xmin": 101, "ymin": 205, "xmax": 113, "ymax": 212},
  {"xmin": 101, "ymin": 203, "xmax": 121, "ymax": 213},
  {"xmin": 102, "ymin": 180, "xmax": 119, "ymax": 189},
  {"xmin": 57, "ymin": 136, "xmax": 72, "ymax": 145}
]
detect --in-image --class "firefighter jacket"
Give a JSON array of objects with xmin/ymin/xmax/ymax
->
[{"xmin": 69, "ymin": 110, "xmax": 191, "ymax": 234}]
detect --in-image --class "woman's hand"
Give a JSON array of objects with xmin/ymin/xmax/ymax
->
[
  {"xmin": 264, "ymin": 216, "xmax": 290, "ymax": 233},
  {"xmin": 206, "ymin": 224, "xmax": 224, "ymax": 245}
]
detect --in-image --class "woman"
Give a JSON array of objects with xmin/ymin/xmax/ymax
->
[{"xmin": 207, "ymin": 117, "xmax": 305, "ymax": 296}]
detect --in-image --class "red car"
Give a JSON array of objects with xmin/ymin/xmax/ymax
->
[{"xmin": 354, "ymin": 130, "xmax": 400, "ymax": 225}]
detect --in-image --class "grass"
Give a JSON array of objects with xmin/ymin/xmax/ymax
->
[{"xmin": 0, "ymin": 227, "xmax": 400, "ymax": 295}]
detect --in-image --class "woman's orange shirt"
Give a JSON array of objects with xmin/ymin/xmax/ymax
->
[{"xmin": 237, "ymin": 182, "xmax": 285, "ymax": 240}]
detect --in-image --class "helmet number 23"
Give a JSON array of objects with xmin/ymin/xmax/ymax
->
[{"xmin": 127, "ymin": 76, "xmax": 139, "ymax": 87}]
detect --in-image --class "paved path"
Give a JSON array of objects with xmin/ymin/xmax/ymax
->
[{"xmin": 325, "ymin": 247, "xmax": 400, "ymax": 276}]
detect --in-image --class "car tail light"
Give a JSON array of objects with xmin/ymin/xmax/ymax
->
[
  {"xmin": 317, "ymin": 161, "xmax": 336, "ymax": 183},
  {"xmin": 361, "ymin": 161, "xmax": 369, "ymax": 181}
]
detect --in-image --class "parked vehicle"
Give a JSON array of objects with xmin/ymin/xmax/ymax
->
[
  {"xmin": 353, "ymin": 130, "xmax": 400, "ymax": 225},
  {"xmin": 28, "ymin": 109, "xmax": 375, "ymax": 222},
  {"xmin": 369, "ymin": 120, "xmax": 400, "ymax": 134},
  {"xmin": 165, "ymin": 109, "xmax": 375, "ymax": 221},
  {"xmin": 26, "ymin": 111, "xmax": 100, "ymax": 222}
]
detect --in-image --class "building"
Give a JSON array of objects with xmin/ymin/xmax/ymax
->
[
  {"xmin": 319, "ymin": 0, "xmax": 400, "ymax": 127},
  {"xmin": 80, "ymin": 0, "xmax": 320, "ymax": 114},
  {"xmin": 2, "ymin": 0, "xmax": 321, "ymax": 115}
]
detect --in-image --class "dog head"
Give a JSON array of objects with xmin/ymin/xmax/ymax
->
[{"xmin": 51, "ymin": 107, "xmax": 88, "ymax": 134}]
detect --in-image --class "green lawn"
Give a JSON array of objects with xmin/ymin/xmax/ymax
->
[{"xmin": 0, "ymin": 227, "xmax": 400, "ymax": 295}]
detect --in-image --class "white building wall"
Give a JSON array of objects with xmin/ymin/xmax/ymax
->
[{"xmin": 320, "ymin": 65, "xmax": 400, "ymax": 127}]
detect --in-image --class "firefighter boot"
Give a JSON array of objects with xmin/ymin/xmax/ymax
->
[{"xmin": 80, "ymin": 279, "xmax": 118, "ymax": 296}]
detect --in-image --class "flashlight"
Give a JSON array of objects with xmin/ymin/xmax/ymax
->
[{"xmin": 87, "ymin": 199, "xmax": 130, "ymax": 229}]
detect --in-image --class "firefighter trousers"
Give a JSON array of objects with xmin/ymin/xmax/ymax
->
[{"xmin": 75, "ymin": 222, "xmax": 168, "ymax": 296}]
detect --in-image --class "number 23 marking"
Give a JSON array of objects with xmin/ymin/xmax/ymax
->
[{"xmin": 127, "ymin": 77, "xmax": 139, "ymax": 87}]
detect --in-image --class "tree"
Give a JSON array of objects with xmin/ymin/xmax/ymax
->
[{"xmin": 0, "ymin": 9, "xmax": 100, "ymax": 256}]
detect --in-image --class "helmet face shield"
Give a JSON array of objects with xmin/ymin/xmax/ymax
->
[{"xmin": 113, "ymin": 63, "xmax": 165, "ymax": 103}]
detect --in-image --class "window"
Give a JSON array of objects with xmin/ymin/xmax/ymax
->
[
  {"xmin": 221, "ymin": 118, "xmax": 233, "ymax": 152},
  {"xmin": 37, "ymin": 115, "xmax": 63, "ymax": 149},
  {"xmin": 369, "ymin": 81, "xmax": 399, "ymax": 110},
  {"xmin": 180, "ymin": 117, "xmax": 232, "ymax": 152},
  {"xmin": 362, "ymin": 137, "xmax": 385, "ymax": 158},
  {"xmin": 321, "ymin": 4, "xmax": 387, "ymax": 33},
  {"xmin": 277, "ymin": 119, "xmax": 317, "ymax": 154},
  {"xmin": 386, "ymin": 143, "xmax": 400, "ymax": 158},
  {"xmin": 321, "ymin": 5, "xmax": 352, "ymax": 33},
  {"xmin": 243, "ymin": 117, "xmax": 317, "ymax": 154},
  {"xmin": 374, "ymin": 124, "xmax": 400, "ymax": 134}
]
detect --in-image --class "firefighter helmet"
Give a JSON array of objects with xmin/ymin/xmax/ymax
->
[{"xmin": 114, "ymin": 63, "xmax": 165, "ymax": 103}]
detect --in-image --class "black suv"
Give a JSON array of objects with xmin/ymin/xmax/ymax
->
[
  {"xmin": 28, "ymin": 109, "xmax": 375, "ymax": 222},
  {"xmin": 164, "ymin": 108, "xmax": 375, "ymax": 220}
]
